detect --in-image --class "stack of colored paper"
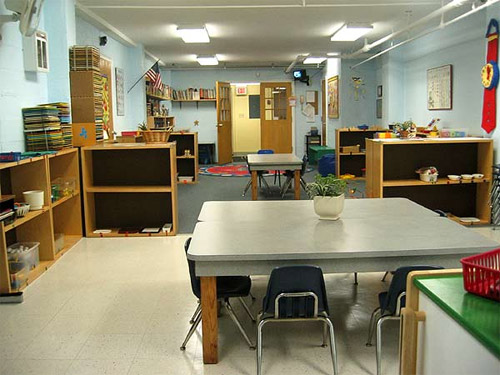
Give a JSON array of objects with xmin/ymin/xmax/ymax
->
[{"xmin": 22, "ymin": 106, "xmax": 64, "ymax": 151}]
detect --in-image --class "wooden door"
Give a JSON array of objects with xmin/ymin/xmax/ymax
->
[
  {"xmin": 216, "ymin": 81, "xmax": 232, "ymax": 164},
  {"xmin": 99, "ymin": 57, "xmax": 114, "ymax": 139},
  {"xmin": 321, "ymin": 79, "xmax": 326, "ymax": 146},
  {"xmin": 260, "ymin": 82, "xmax": 292, "ymax": 153}
]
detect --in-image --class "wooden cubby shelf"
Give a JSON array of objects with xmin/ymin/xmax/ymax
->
[
  {"xmin": 336, "ymin": 128, "xmax": 384, "ymax": 177},
  {"xmin": 169, "ymin": 132, "xmax": 199, "ymax": 184},
  {"xmin": 82, "ymin": 143, "xmax": 178, "ymax": 237},
  {"xmin": 0, "ymin": 148, "xmax": 83, "ymax": 293},
  {"xmin": 366, "ymin": 138, "xmax": 493, "ymax": 226}
]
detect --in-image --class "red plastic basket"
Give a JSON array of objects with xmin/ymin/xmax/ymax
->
[{"xmin": 461, "ymin": 248, "xmax": 500, "ymax": 302}]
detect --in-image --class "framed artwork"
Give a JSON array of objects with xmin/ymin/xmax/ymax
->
[
  {"xmin": 427, "ymin": 64, "xmax": 452, "ymax": 110},
  {"xmin": 115, "ymin": 67, "xmax": 125, "ymax": 116},
  {"xmin": 376, "ymin": 99, "xmax": 382, "ymax": 119},
  {"xmin": 327, "ymin": 75, "xmax": 339, "ymax": 119},
  {"xmin": 377, "ymin": 85, "xmax": 383, "ymax": 98}
]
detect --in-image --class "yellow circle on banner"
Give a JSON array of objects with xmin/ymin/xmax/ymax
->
[{"xmin": 482, "ymin": 63, "xmax": 496, "ymax": 88}]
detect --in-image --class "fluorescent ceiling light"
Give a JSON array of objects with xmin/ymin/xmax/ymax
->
[
  {"xmin": 327, "ymin": 52, "xmax": 340, "ymax": 56},
  {"xmin": 303, "ymin": 56, "xmax": 326, "ymax": 64},
  {"xmin": 197, "ymin": 55, "xmax": 219, "ymax": 66},
  {"xmin": 331, "ymin": 23, "xmax": 373, "ymax": 41},
  {"xmin": 177, "ymin": 26, "xmax": 210, "ymax": 43}
]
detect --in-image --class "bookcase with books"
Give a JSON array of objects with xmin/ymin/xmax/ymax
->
[{"xmin": 172, "ymin": 88, "xmax": 216, "ymax": 108}]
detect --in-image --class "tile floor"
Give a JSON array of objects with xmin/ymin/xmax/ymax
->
[{"xmin": 0, "ymin": 228, "xmax": 498, "ymax": 375}]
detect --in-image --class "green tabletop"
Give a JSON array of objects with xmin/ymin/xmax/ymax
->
[{"xmin": 414, "ymin": 275, "xmax": 500, "ymax": 359}]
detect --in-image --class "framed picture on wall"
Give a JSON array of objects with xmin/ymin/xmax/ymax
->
[
  {"xmin": 376, "ymin": 99, "xmax": 382, "ymax": 119},
  {"xmin": 377, "ymin": 85, "xmax": 383, "ymax": 98},
  {"xmin": 115, "ymin": 67, "xmax": 125, "ymax": 116},
  {"xmin": 327, "ymin": 75, "xmax": 339, "ymax": 119},
  {"xmin": 427, "ymin": 64, "xmax": 452, "ymax": 110}
]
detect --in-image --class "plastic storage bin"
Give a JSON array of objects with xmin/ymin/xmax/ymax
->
[
  {"xmin": 318, "ymin": 154, "xmax": 336, "ymax": 177},
  {"xmin": 54, "ymin": 233, "xmax": 65, "ymax": 254},
  {"xmin": 461, "ymin": 248, "xmax": 500, "ymax": 301},
  {"xmin": 7, "ymin": 242, "xmax": 40, "ymax": 270},
  {"xmin": 9, "ymin": 262, "xmax": 28, "ymax": 289}
]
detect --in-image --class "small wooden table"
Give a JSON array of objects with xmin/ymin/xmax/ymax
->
[
  {"xmin": 188, "ymin": 199, "xmax": 498, "ymax": 364},
  {"xmin": 247, "ymin": 153, "xmax": 303, "ymax": 200}
]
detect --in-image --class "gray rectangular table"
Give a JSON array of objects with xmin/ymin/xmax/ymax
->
[
  {"xmin": 198, "ymin": 198, "xmax": 439, "ymax": 223},
  {"xmin": 247, "ymin": 153, "xmax": 303, "ymax": 200},
  {"xmin": 188, "ymin": 199, "xmax": 499, "ymax": 364}
]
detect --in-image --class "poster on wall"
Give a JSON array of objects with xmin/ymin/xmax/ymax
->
[
  {"xmin": 115, "ymin": 67, "xmax": 125, "ymax": 116},
  {"xmin": 427, "ymin": 64, "xmax": 452, "ymax": 110},
  {"xmin": 328, "ymin": 75, "xmax": 339, "ymax": 119},
  {"xmin": 102, "ymin": 75, "xmax": 110, "ymax": 131},
  {"xmin": 376, "ymin": 99, "xmax": 382, "ymax": 119}
]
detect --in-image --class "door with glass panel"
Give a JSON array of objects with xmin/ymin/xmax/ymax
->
[
  {"xmin": 260, "ymin": 82, "xmax": 292, "ymax": 153},
  {"xmin": 216, "ymin": 81, "xmax": 233, "ymax": 164}
]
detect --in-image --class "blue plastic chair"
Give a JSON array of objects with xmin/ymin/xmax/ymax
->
[
  {"xmin": 257, "ymin": 266, "xmax": 338, "ymax": 375},
  {"xmin": 366, "ymin": 265, "xmax": 443, "ymax": 375},
  {"xmin": 180, "ymin": 238, "xmax": 256, "ymax": 350}
]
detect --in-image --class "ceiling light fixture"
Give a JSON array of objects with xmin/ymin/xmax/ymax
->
[
  {"xmin": 196, "ymin": 55, "xmax": 219, "ymax": 66},
  {"xmin": 327, "ymin": 52, "xmax": 341, "ymax": 57},
  {"xmin": 331, "ymin": 23, "xmax": 373, "ymax": 41},
  {"xmin": 303, "ymin": 56, "xmax": 326, "ymax": 64},
  {"xmin": 177, "ymin": 25, "xmax": 210, "ymax": 43}
]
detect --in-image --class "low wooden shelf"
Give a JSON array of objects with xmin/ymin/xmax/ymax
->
[
  {"xmin": 335, "ymin": 128, "xmax": 383, "ymax": 177},
  {"xmin": 366, "ymin": 138, "xmax": 493, "ymax": 225},
  {"xmin": 0, "ymin": 148, "xmax": 83, "ymax": 293},
  {"xmin": 170, "ymin": 132, "xmax": 199, "ymax": 184},
  {"xmin": 81, "ymin": 143, "xmax": 178, "ymax": 237}
]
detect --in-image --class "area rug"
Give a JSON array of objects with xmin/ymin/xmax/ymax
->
[{"xmin": 199, "ymin": 163, "xmax": 312, "ymax": 177}]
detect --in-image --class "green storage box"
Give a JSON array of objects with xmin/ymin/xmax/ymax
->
[{"xmin": 309, "ymin": 145, "xmax": 335, "ymax": 164}]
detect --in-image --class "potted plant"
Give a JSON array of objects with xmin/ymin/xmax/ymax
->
[
  {"xmin": 138, "ymin": 121, "xmax": 173, "ymax": 144},
  {"xmin": 394, "ymin": 120, "xmax": 416, "ymax": 138},
  {"xmin": 306, "ymin": 174, "xmax": 347, "ymax": 220}
]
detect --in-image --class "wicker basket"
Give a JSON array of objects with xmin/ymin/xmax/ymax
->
[{"xmin": 141, "ymin": 130, "xmax": 171, "ymax": 144}]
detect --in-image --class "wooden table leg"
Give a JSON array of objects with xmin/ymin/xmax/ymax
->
[
  {"xmin": 294, "ymin": 170, "xmax": 300, "ymax": 200},
  {"xmin": 201, "ymin": 276, "xmax": 218, "ymax": 364},
  {"xmin": 251, "ymin": 170, "xmax": 258, "ymax": 201}
]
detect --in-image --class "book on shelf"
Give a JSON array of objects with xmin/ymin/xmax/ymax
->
[{"xmin": 172, "ymin": 88, "xmax": 216, "ymax": 101}]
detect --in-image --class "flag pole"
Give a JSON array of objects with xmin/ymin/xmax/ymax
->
[{"xmin": 127, "ymin": 60, "xmax": 160, "ymax": 94}]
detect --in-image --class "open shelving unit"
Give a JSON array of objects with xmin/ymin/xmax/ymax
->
[
  {"xmin": 147, "ymin": 115, "xmax": 175, "ymax": 129},
  {"xmin": 335, "ymin": 128, "xmax": 383, "ymax": 178},
  {"xmin": 366, "ymin": 138, "xmax": 493, "ymax": 225},
  {"xmin": 81, "ymin": 143, "xmax": 178, "ymax": 237},
  {"xmin": 169, "ymin": 132, "xmax": 199, "ymax": 184},
  {"xmin": 0, "ymin": 148, "xmax": 82, "ymax": 293}
]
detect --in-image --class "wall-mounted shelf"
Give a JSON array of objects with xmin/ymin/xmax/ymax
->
[
  {"xmin": 172, "ymin": 99, "xmax": 216, "ymax": 109},
  {"xmin": 366, "ymin": 138, "xmax": 493, "ymax": 226}
]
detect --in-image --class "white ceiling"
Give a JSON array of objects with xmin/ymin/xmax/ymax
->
[{"xmin": 77, "ymin": 0, "xmax": 468, "ymax": 68}]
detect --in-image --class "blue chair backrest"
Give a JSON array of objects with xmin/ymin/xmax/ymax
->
[
  {"xmin": 258, "ymin": 149, "xmax": 274, "ymax": 154},
  {"xmin": 383, "ymin": 265, "xmax": 443, "ymax": 314},
  {"xmin": 262, "ymin": 265, "xmax": 329, "ymax": 318},
  {"xmin": 184, "ymin": 237, "xmax": 201, "ymax": 298}
]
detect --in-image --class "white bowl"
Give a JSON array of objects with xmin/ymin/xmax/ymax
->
[
  {"xmin": 447, "ymin": 175, "xmax": 461, "ymax": 181},
  {"xmin": 472, "ymin": 173, "xmax": 484, "ymax": 179},
  {"xmin": 461, "ymin": 174, "xmax": 473, "ymax": 180}
]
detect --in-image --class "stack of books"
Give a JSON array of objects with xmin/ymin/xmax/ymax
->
[
  {"xmin": 22, "ymin": 106, "xmax": 64, "ymax": 151},
  {"xmin": 172, "ymin": 88, "xmax": 216, "ymax": 100},
  {"xmin": 69, "ymin": 46, "xmax": 100, "ymax": 72},
  {"xmin": 39, "ymin": 102, "xmax": 72, "ymax": 148}
]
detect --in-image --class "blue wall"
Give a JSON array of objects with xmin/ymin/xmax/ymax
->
[
  {"xmin": 166, "ymin": 68, "xmax": 323, "ymax": 158},
  {"xmin": 75, "ymin": 17, "xmax": 147, "ymax": 134},
  {"xmin": 0, "ymin": 2, "xmax": 48, "ymax": 152}
]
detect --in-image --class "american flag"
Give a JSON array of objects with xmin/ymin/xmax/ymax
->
[{"xmin": 146, "ymin": 61, "xmax": 162, "ymax": 90}]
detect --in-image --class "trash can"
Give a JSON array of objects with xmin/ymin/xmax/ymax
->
[{"xmin": 318, "ymin": 154, "xmax": 335, "ymax": 177}]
